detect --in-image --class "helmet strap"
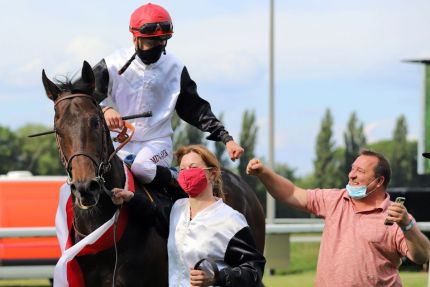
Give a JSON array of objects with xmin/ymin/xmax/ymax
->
[{"xmin": 163, "ymin": 41, "xmax": 168, "ymax": 55}]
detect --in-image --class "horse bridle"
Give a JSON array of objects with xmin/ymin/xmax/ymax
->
[{"xmin": 54, "ymin": 93, "xmax": 112, "ymax": 185}]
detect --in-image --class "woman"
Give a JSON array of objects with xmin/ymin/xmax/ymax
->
[
  {"xmin": 169, "ymin": 144, "xmax": 265, "ymax": 287},
  {"xmin": 111, "ymin": 144, "xmax": 265, "ymax": 286}
]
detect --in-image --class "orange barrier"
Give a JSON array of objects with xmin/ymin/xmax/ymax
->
[{"xmin": 0, "ymin": 177, "xmax": 65, "ymax": 262}]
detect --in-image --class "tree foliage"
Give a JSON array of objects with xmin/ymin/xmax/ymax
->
[
  {"xmin": 172, "ymin": 112, "xmax": 206, "ymax": 162},
  {"xmin": 16, "ymin": 124, "xmax": 64, "ymax": 175},
  {"xmin": 343, "ymin": 112, "xmax": 367, "ymax": 177},
  {"xmin": 314, "ymin": 109, "xmax": 341, "ymax": 188},
  {"xmin": 238, "ymin": 110, "xmax": 258, "ymax": 178},
  {"xmin": 0, "ymin": 126, "xmax": 21, "ymax": 174},
  {"xmin": 2, "ymin": 109, "xmax": 426, "ymax": 202},
  {"xmin": 390, "ymin": 115, "xmax": 414, "ymax": 187},
  {"xmin": 0, "ymin": 124, "xmax": 64, "ymax": 175},
  {"xmin": 235, "ymin": 109, "xmax": 269, "ymax": 209},
  {"xmin": 213, "ymin": 112, "xmax": 231, "ymax": 169}
]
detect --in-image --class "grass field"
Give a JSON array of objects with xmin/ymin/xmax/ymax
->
[
  {"xmin": 262, "ymin": 271, "xmax": 428, "ymax": 287},
  {"xmin": 0, "ymin": 241, "xmax": 428, "ymax": 286},
  {"xmin": 0, "ymin": 271, "xmax": 427, "ymax": 287},
  {"xmin": 266, "ymin": 239, "xmax": 428, "ymax": 285}
]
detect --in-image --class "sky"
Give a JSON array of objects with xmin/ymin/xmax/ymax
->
[{"xmin": 1, "ymin": 0, "xmax": 430, "ymax": 176}]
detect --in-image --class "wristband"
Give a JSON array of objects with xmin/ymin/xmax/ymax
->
[
  {"xmin": 103, "ymin": 106, "xmax": 113, "ymax": 114},
  {"xmin": 401, "ymin": 220, "xmax": 414, "ymax": 232}
]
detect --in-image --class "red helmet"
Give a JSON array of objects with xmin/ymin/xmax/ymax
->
[{"xmin": 129, "ymin": 3, "xmax": 173, "ymax": 39}]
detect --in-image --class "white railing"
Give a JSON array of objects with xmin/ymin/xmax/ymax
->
[
  {"xmin": 266, "ymin": 221, "xmax": 430, "ymax": 234},
  {"xmin": 2, "ymin": 222, "xmax": 430, "ymax": 237},
  {"xmin": 0, "ymin": 227, "xmax": 56, "ymax": 238},
  {"xmin": 1, "ymin": 222, "xmax": 430, "ymax": 285}
]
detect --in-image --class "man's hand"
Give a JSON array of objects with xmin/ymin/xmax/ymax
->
[
  {"xmin": 103, "ymin": 107, "xmax": 124, "ymax": 130},
  {"xmin": 225, "ymin": 140, "xmax": 244, "ymax": 161},
  {"xmin": 190, "ymin": 268, "xmax": 215, "ymax": 287},
  {"xmin": 246, "ymin": 158, "xmax": 265, "ymax": 176},
  {"xmin": 386, "ymin": 201, "xmax": 410, "ymax": 227}
]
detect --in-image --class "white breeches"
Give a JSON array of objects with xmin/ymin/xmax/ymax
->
[{"xmin": 115, "ymin": 136, "xmax": 173, "ymax": 183}]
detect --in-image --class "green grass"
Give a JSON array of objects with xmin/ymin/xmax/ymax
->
[
  {"xmin": 0, "ymin": 241, "xmax": 427, "ymax": 286},
  {"xmin": 263, "ymin": 239, "xmax": 428, "ymax": 286},
  {"xmin": 287, "ymin": 241, "xmax": 320, "ymax": 273},
  {"xmin": 263, "ymin": 271, "xmax": 428, "ymax": 287},
  {"xmin": 0, "ymin": 271, "xmax": 427, "ymax": 287},
  {"xmin": 0, "ymin": 279, "xmax": 50, "ymax": 287}
]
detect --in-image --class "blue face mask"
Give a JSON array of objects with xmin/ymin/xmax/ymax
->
[{"xmin": 346, "ymin": 178, "xmax": 379, "ymax": 199}]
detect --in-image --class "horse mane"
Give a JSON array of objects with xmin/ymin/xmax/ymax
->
[{"xmin": 53, "ymin": 75, "xmax": 91, "ymax": 95}]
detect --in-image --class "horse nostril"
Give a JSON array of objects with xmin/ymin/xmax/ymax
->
[
  {"xmin": 88, "ymin": 179, "xmax": 101, "ymax": 192},
  {"xmin": 70, "ymin": 183, "xmax": 76, "ymax": 192}
]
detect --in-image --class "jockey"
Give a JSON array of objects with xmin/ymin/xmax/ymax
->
[{"xmin": 92, "ymin": 3, "xmax": 244, "ymax": 189}]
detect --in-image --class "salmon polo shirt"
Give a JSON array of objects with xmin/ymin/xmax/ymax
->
[{"xmin": 306, "ymin": 188, "xmax": 410, "ymax": 287}]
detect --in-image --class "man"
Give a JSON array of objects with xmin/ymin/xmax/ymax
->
[
  {"xmin": 247, "ymin": 150, "xmax": 430, "ymax": 286},
  {"xmin": 92, "ymin": 3, "xmax": 243, "ymax": 187}
]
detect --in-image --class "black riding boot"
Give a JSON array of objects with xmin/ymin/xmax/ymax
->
[{"xmin": 147, "ymin": 165, "xmax": 187, "ymax": 238}]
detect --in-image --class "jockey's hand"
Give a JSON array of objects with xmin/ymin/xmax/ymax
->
[
  {"xmin": 386, "ymin": 201, "xmax": 410, "ymax": 227},
  {"xmin": 246, "ymin": 158, "xmax": 265, "ymax": 176},
  {"xmin": 190, "ymin": 268, "xmax": 215, "ymax": 287},
  {"xmin": 226, "ymin": 140, "xmax": 244, "ymax": 161},
  {"xmin": 103, "ymin": 107, "xmax": 124, "ymax": 130},
  {"xmin": 111, "ymin": 188, "xmax": 134, "ymax": 205}
]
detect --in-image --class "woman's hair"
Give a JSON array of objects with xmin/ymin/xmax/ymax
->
[{"xmin": 175, "ymin": 144, "xmax": 224, "ymax": 199}]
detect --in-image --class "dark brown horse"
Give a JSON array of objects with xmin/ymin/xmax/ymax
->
[{"xmin": 42, "ymin": 61, "xmax": 265, "ymax": 286}]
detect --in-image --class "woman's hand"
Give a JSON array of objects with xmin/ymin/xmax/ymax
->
[
  {"xmin": 111, "ymin": 188, "xmax": 134, "ymax": 205},
  {"xmin": 189, "ymin": 268, "xmax": 215, "ymax": 287}
]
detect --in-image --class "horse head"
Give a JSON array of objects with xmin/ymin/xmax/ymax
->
[{"xmin": 42, "ymin": 61, "xmax": 114, "ymax": 211}]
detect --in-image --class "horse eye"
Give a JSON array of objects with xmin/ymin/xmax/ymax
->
[{"xmin": 90, "ymin": 116, "xmax": 100, "ymax": 129}]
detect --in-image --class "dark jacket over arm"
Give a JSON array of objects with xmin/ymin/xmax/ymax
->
[
  {"xmin": 175, "ymin": 67, "xmax": 233, "ymax": 144},
  {"xmin": 216, "ymin": 227, "xmax": 266, "ymax": 286}
]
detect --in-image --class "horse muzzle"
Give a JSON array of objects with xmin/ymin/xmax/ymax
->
[{"xmin": 70, "ymin": 179, "xmax": 102, "ymax": 209}]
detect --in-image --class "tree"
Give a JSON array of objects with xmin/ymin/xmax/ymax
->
[
  {"xmin": 343, "ymin": 111, "xmax": 367, "ymax": 178},
  {"xmin": 236, "ymin": 110, "xmax": 266, "ymax": 208},
  {"xmin": 238, "ymin": 110, "xmax": 258, "ymax": 177},
  {"xmin": 0, "ymin": 125, "xmax": 21, "ymax": 174},
  {"xmin": 314, "ymin": 109, "xmax": 341, "ymax": 187},
  {"xmin": 390, "ymin": 115, "xmax": 413, "ymax": 187},
  {"xmin": 172, "ymin": 113, "xmax": 188, "ymax": 154},
  {"xmin": 15, "ymin": 124, "xmax": 64, "ymax": 175},
  {"xmin": 172, "ymin": 112, "xmax": 206, "ymax": 160}
]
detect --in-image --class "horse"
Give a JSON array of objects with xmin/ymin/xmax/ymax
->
[{"xmin": 42, "ymin": 61, "xmax": 265, "ymax": 286}]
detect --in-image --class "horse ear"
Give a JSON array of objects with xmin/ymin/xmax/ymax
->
[
  {"xmin": 42, "ymin": 69, "xmax": 61, "ymax": 102},
  {"xmin": 81, "ymin": 61, "xmax": 95, "ymax": 94}
]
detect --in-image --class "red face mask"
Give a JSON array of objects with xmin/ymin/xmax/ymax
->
[{"xmin": 178, "ymin": 168, "xmax": 209, "ymax": 197}]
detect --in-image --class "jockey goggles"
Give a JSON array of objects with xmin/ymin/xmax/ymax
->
[{"xmin": 130, "ymin": 21, "xmax": 173, "ymax": 35}]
